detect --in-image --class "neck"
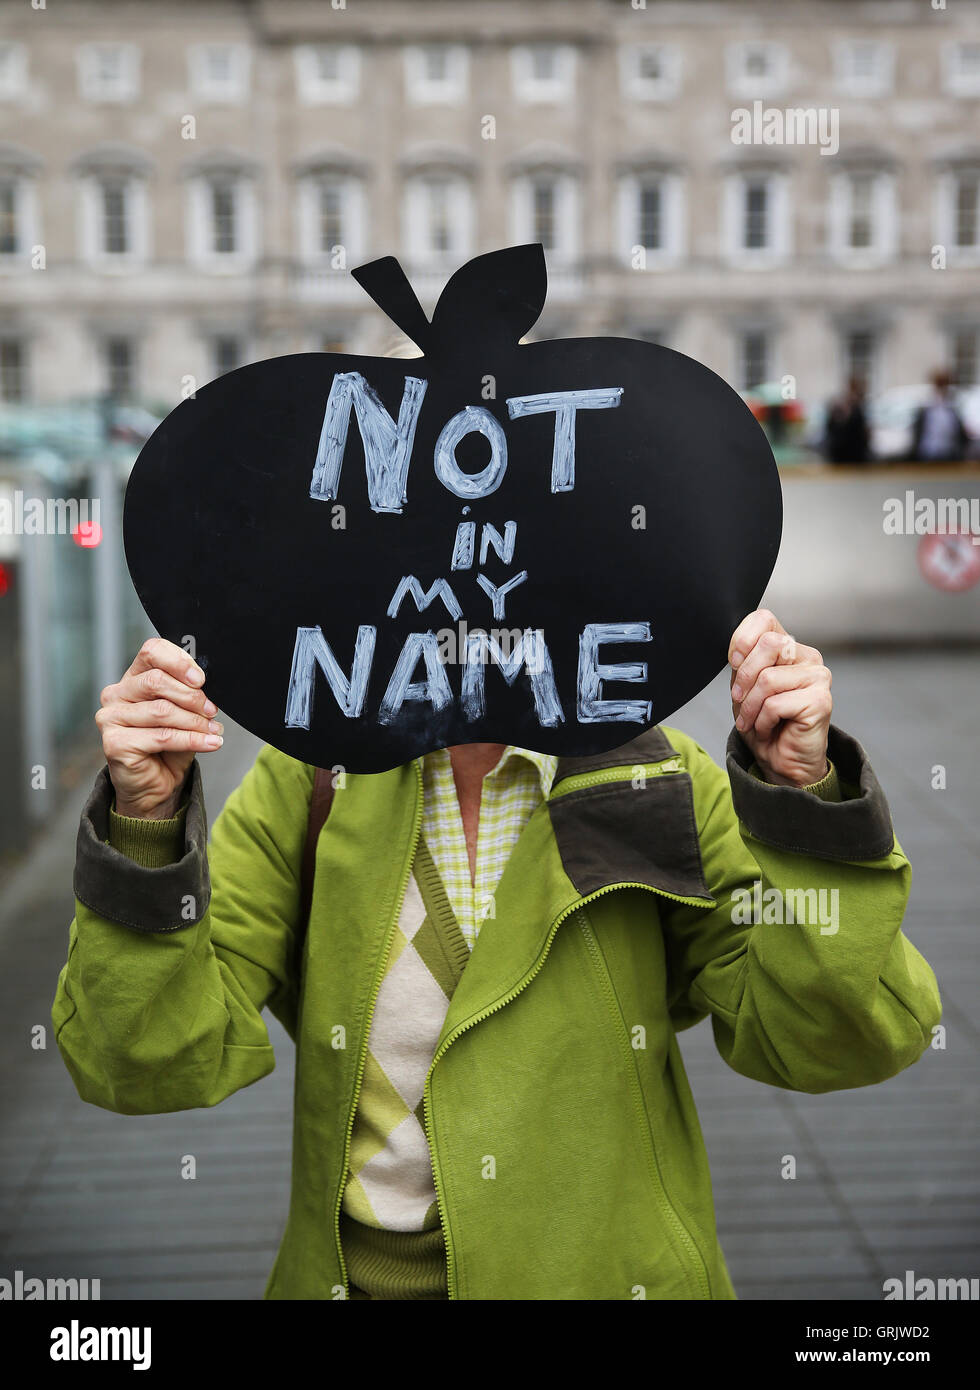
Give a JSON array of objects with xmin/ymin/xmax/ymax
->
[{"xmin": 448, "ymin": 742, "xmax": 506, "ymax": 784}]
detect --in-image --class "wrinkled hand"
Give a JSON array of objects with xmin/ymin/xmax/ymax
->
[
  {"xmin": 728, "ymin": 609, "xmax": 832, "ymax": 787},
  {"xmin": 97, "ymin": 637, "xmax": 224, "ymax": 819}
]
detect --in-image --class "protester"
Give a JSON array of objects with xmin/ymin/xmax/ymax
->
[{"xmin": 52, "ymin": 609, "xmax": 941, "ymax": 1301}]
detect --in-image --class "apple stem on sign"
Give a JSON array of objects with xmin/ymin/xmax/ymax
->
[{"xmin": 351, "ymin": 257, "xmax": 431, "ymax": 358}]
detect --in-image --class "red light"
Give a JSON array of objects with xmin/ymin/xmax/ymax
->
[
  {"xmin": 73, "ymin": 521, "xmax": 103, "ymax": 548},
  {"xmin": 0, "ymin": 564, "xmax": 8, "ymax": 596}
]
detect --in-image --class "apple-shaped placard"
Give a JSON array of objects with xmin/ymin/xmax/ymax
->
[{"xmin": 124, "ymin": 245, "xmax": 781, "ymax": 774}]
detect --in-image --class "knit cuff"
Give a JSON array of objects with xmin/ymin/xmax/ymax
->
[
  {"xmin": 108, "ymin": 801, "xmax": 189, "ymax": 867},
  {"xmin": 749, "ymin": 760, "xmax": 842, "ymax": 802},
  {"xmin": 727, "ymin": 724, "xmax": 895, "ymax": 863},
  {"xmin": 74, "ymin": 761, "xmax": 210, "ymax": 933}
]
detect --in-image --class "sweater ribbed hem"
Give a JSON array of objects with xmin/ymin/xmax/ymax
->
[
  {"xmin": 340, "ymin": 1212, "xmax": 448, "ymax": 1300},
  {"xmin": 108, "ymin": 801, "xmax": 189, "ymax": 866}
]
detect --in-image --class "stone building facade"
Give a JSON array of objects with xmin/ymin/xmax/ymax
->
[{"xmin": 1, "ymin": 0, "xmax": 979, "ymax": 412}]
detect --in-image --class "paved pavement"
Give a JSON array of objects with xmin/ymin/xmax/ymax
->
[{"xmin": 0, "ymin": 650, "xmax": 976, "ymax": 1300}]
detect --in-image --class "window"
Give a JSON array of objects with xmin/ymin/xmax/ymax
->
[
  {"xmin": 726, "ymin": 42, "xmax": 788, "ymax": 98},
  {"xmin": 104, "ymin": 337, "xmax": 136, "ymax": 400},
  {"xmin": 619, "ymin": 44, "xmax": 681, "ymax": 101},
  {"xmin": 617, "ymin": 171, "xmax": 684, "ymax": 266},
  {"xmin": 955, "ymin": 174, "xmax": 979, "ymax": 249},
  {"xmin": 943, "ymin": 40, "xmax": 980, "ymax": 96},
  {"xmin": 511, "ymin": 172, "xmax": 578, "ymax": 262},
  {"xmin": 102, "ymin": 182, "xmax": 129, "ymax": 255},
  {"xmin": 80, "ymin": 174, "xmax": 149, "ymax": 266},
  {"xmin": 189, "ymin": 44, "xmax": 250, "ymax": 103},
  {"xmin": 511, "ymin": 44, "xmax": 576, "ymax": 103},
  {"xmin": 404, "ymin": 175, "xmax": 472, "ymax": 264},
  {"xmin": 78, "ymin": 44, "xmax": 140, "ymax": 102},
  {"xmin": 844, "ymin": 329, "xmax": 876, "ymax": 389},
  {"xmin": 0, "ymin": 180, "xmax": 18, "ymax": 254},
  {"xmin": 937, "ymin": 169, "xmax": 980, "ymax": 260},
  {"xmin": 531, "ymin": 179, "xmax": 557, "ymax": 250},
  {"xmin": 187, "ymin": 172, "xmax": 258, "ymax": 268},
  {"xmin": 847, "ymin": 174, "xmax": 874, "ymax": 249},
  {"xmin": 404, "ymin": 44, "xmax": 468, "ymax": 104},
  {"xmin": 723, "ymin": 172, "xmax": 790, "ymax": 263},
  {"xmin": 212, "ymin": 336, "xmax": 242, "ymax": 378},
  {"xmin": 829, "ymin": 170, "xmax": 896, "ymax": 261},
  {"xmin": 0, "ymin": 339, "xmax": 25, "ymax": 401},
  {"xmin": 951, "ymin": 328, "xmax": 979, "ymax": 386},
  {"xmin": 298, "ymin": 173, "xmax": 365, "ymax": 265},
  {"xmin": 834, "ymin": 40, "xmax": 893, "ymax": 97},
  {"xmin": 744, "ymin": 180, "xmax": 768, "ymax": 249},
  {"xmin": 294, "ymin": 44, "xmax": 360, "ymax": 103},
  {"xmin": 0, "ymin": 42, "xmax": 27, "ymax": 100},
  {"xmin": 212, "ymin": 183, "xmax": 237, "ymax": 254},
  {"xmin": 739, "ymin": 331, "xmax": 769, "ymax": 390}
]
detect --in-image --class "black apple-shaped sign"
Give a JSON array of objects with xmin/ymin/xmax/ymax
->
[{"xmin": 124, "ymin": 245, "xmax": 781, "ymax": 774}]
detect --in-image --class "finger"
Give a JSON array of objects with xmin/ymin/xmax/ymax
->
[
  {"xmin": 736, "ymin": 664, "xmax": 830, "ymax": 732},
  {"xmin": 109, "ymin": 666, "xmax": 217, "ymax": 717},
  {"xmin": 732, "ymin": 633, "xmax": 824, "ymax": 704},
  {"xmin": 752, "ymin": 685, "xmax": 833, "ymax": 741},
  {"xmin": 96, "ymin": 700, "xmax": 223, "ymax": 737},
  {"xmin": 103, "ymin": 725, "xmax": 224, "ymax": 763},
  {"xmin": 728, "ymin": 609, "xmax": 786, "ymax": 670},
  {"xmin": 124, "ymin": 636, "xmax": 206, "ymax": 689}
]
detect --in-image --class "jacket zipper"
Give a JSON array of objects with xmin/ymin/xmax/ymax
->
[
  {"xmin": 353, "ymin": 756, "xmax": 708, "ymax": 1300},
  {"xmin": 419, "ymin": 845, "xmax": 711, "ymax": 1301},
  {"xmin": 332, "ymin": 758, "xmax": 424, "ymax": 1299},
  {"xmin": 578, "ymin": 909, "xmax": 712, "ymax": 1299},
  {"xmin": 549, "ymin": 757, "xmax": 684, "ymax": 799}
]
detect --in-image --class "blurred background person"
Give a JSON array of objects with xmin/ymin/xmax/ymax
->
[
  {"xmin": 911, "ymin": 369, "xmax": 971, "ymax": 463},
  {"xmin": 823, "ymin": 374, "xmax": 871, "ymax": 465}
]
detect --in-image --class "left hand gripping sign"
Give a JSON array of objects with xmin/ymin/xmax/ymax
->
[{"xmin": 124, "ymin": 244, "xmax": 782, "ymax": 773}]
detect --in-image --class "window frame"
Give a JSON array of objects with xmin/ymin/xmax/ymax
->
[
  {"xmin": 616, "ymin": 169, "xmax": 684, "ymax": 268},
  {"xmin": 0, "ymin": 42, "xmax": 28, "ymax": 101},
  {"xmin": 294, "ymin": 43, "xmax": 361, "ymax": 104},
  {"xmin": 619, "ymin": 43, "xmax": 681, "ymax": 101},
  {"xmin": 77, "ymin": 43, "xmax": 141, "ymax": 103},
  {"xmin": 297, "ymin": 171, "xmax": 366, "ymax": 267},
  {"xmin": 725, "ymin": 40, "xmax": 789, "ymax": 99},
  {"xmin": 79, "ymin": 171, "xmax": 150, "ymax": 269},
  {"xmin": 943, "ymin": 40, "xmax": 980, "ymax": 97},
  {"xmin": 403, "ymin": 43, "xmax": 469, "ymax": 106},
  {"xmin": 511, "ymin": 43, "xmax": 577, "ymax": 104},
  {"xmin": 403, "ymin": 172, "xmax": 474, "ymax": 267},
  {"xmin": 723, "ymin": 169, "xmax": 791, "ymax": 266},
  {"xmin": 186, "ymin": 171, "xmax": 259, "ymax": 272},
  {"xmin": 833, "ymin": 38, "xmax": 894, "ymax": 97},
  {"xmin": 510, "ymin": 169, "xmax": 579, "ymax": 263},
  {"xmin": 188, "ymin": 42, "xmax": 251, "ymax": 104}
]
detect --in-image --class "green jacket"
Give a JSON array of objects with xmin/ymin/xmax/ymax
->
[{"xmin": 53, "ymin": 722, "xmax": 941, "ymax": 1300}]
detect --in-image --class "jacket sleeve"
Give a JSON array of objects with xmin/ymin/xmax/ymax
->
[
  {"xmin": 661, "ymin": 724, "xmax": 942, "ymax": 1094},
  {"xmin": 51, "ymin": 746, "xmax": 313, "ymax": 1115}
]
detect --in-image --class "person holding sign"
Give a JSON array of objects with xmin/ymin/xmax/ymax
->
[
  {"xmin": 53, "ymin": 248, "xmax": 939, "ymax": 1300},
  {"xmin": 53, "ymin": 609, "xmax": 940, "ymax": 1301}
]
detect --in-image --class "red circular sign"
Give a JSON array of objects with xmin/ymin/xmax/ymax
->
[
  {"xmin": 917, "ymin": 529, "xmax": 980, "ymax": 592},
  {"xmin": 72, "ymin": 520, "xmax": 103, "ymax": 548}
]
